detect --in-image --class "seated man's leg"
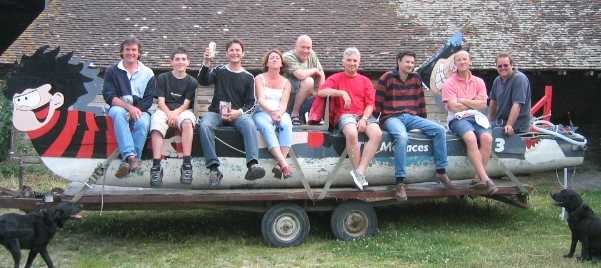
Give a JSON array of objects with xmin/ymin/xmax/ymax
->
[
  {"xmin": 339, "ymin": 115, "xmax": 366, "ymax": 190},
  {"xmin": 478, "ymin": 130, "xmax": 493, "ymax": 171},
  {"xmin": 149, "ymin": 110, "xmax": 168, "ymax": 160},
  {"xmin": 403, "ymin": 115, "xmax": 453, "ymax": 187},
  {"xmin": 177, "ymin": 110, "xmax": 197, "ymax": 184},
  {"xmin": 340, "ymin": 116, "xmax": 361, "ymax": 170},
  {"xmin": 472, "ymin": 120, "xmax": 496, "ymax": 193},
  {"xmin": 177, "ymin": 110, "xmax": 197, "ymax": 157},
  {"xmin": 233, "ymin": 114, "xmax": 265, "ymax": 180},
  {"xmin": 108, "ymin": 106, "xmax": 136, "ymax": 161},
  {"xmin": 383, "ymin": 115, "xmax": 409, "ymax": 200},
  {"xmin": 449, "ymin": 118, "xmax": 489, "ymax": 183},
  {"xmin": 357, "ymin": 119, "xmax": 382, "ymax": 176},
  {"xmin": 198, "ymin": 112, "xmax": 222, "ymax": 169},
  {"xmin": 132, "ymin": 112, "xmax": 150, "ymax": 161},
  {"xmin": 383, "ymin": 116, "xmax": 409, "ymax": 183},
  {"xmin": 108, "ymin": 106, "xmax": 137, "ymax": 177},
  {"xmin": 149, "ymin": 110, "xmax": 168, "ymax": 186},
  {"xmin": 291, "ymin": 76, "xmax": 315, "ymax": 122}
]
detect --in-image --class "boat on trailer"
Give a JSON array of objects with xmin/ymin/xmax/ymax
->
[{"xmin": 0, "ymin": 34, "xmax": 587, "ymax": 246}]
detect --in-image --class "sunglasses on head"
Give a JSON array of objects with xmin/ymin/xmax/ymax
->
[{"xmin": 497, "ymin": 64, "xmax": 510, "ymax": 68}]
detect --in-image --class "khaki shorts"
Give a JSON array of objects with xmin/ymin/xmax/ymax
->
[{"xmin": 150, "ymin": 109, "xmax": 196, "ymax": 137}]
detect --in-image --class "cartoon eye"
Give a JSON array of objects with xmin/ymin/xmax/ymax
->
[{"xmin": 13, "ymin": 91, "xmax": 41, "ymax": 107}]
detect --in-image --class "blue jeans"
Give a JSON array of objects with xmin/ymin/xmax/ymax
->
[
  {"xmin": 108, "ymin": 106, "xmax": 150, "ymax": 161},
  {"xmin": 253, "ymin": 111, "xmax": 292, "ymax": 150},
  {"xmin": 383, "ymin": 113, "xmax": 448, "ymax": 178},
  {"xmin": 198, "ymin": 112, "xmax": 259, "ymax": 167}
]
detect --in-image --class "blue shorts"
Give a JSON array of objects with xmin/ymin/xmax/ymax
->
[
  {"xmin": 336, "ymin": 114, "xmax": 379, "ymax": 134},
  {"xmin": 449, "ymin": 117, "xmax": 490, "ymax": 137}
]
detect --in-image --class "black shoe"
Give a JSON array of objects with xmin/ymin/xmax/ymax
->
[
  {"xmin": 150, "ymin": 165, "xmax": 163, "ymax": 187},
  {"xmin": 208, "ymin": 166, "xmax": 223, "ymax": 186},
  {"xmin": 180, "ymin": 163, "xmax": 193, "ymax": 185},
  {"xmin": 245, "ymin": 163, "xmax": 265, "ymax": 181}
]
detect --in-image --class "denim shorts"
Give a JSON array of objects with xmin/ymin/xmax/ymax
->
[
  {"xmin": 449, "ymin": 116, "xmax": 490, "ymax": 137},
  {"xmin": 336, "ymin": 114, "xmax": 379, "ymax": 134}
]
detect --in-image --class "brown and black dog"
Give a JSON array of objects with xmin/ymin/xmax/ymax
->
[
  {"xmin": 0, "ymin": 202, "xmax": 81, "ymax": 268},
  {"xmin": 552, "ymin": 189, "xmax": 601, "ymax": 262}
]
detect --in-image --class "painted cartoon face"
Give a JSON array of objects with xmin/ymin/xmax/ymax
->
[{"xmin": 12, "ymin": 83, "xmax": 64, "ymax": 132}]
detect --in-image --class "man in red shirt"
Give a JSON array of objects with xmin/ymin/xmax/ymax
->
[{"xmin": 317, "ymin": 47, "xmax": 382, "ymax": 190}]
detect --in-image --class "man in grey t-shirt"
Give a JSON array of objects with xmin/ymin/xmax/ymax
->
[
  {"xmin": 489, "ymin": 53, "xmax": 531, "ymax": 135},
  {"xmin": 283, "ymin": 35, "xmax": 325, "ymax": 125}
]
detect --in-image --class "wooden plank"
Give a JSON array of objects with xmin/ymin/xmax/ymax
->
[
  {"xmin": 195, "ymin": 95, "xmax": 212, "ymax": 103},
  {"xmin": 0, "ymin": 197, "xmax": 40, "ymax": 210},
  {"xmin": 65, "ymin": 181, "xmax": 529, "ymax": 206}
]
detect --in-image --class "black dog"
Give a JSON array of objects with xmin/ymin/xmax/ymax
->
[
  {"xmin": 552, "ymin": 189, "xmax": 601, "ymax": 261},
  {"xmin": 0, "ymin": 202, "xmax": 81, "ymax": 268}
]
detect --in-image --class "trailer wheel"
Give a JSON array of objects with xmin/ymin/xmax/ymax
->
[
  {"xmin": 261, "ymin": 203, "xmax": 310, "ymax": 247},
  {"xmin": 330, "ymin": 201, "xmax": 377, "ymax": 241}
]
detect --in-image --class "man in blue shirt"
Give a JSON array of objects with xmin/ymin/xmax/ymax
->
[
  {"xmin": 489, "ymin": 53, "xmax": 532, "ymax": 135},
  {"xmin": 102, "ymin": 37, "xmax": 154, "ymax": 178}
]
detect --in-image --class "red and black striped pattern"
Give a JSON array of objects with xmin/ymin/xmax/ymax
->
[
  {"xmin": 27, "ymin": 110, "xmax": 117, "ymax": 158},
  {"xmin": 375, "ymin": 70, "xmax": 427, "ymax": 122}
]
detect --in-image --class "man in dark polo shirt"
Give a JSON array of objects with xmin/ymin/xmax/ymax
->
[{"xmin": 489, "ymin": 53, "xmax": 532, "ymax": 135}]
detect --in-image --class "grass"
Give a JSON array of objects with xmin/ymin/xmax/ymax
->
[{"xmin": 1, "ymin": 170, "xmax": 601, "ymax": 267}]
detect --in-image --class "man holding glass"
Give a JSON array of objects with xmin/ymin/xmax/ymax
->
[{"xmin": 197, "ymin": 39, "xmax": 265, "ymax": 184}]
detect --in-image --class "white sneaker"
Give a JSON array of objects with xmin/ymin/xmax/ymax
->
[
  {"xmin": 362, "ymin": 175, "xmax": 369, "ymax": 187},
  {"xmin": 350, "ymin": 170, "xmax": 364, "ymax": 191}
]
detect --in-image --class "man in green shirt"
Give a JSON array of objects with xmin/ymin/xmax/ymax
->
[{"xmin": 283, "ymin": 35, "xmax": 325, "ymax": 125}]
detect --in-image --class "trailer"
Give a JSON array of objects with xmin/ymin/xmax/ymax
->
[{"xmin": 0, "ymin": 177, "xmax": 530, "ymax": 247}]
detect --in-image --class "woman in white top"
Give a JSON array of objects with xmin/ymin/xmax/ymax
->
[{"xmin": 253, "ymin": 49, "xmax": 293, "ymax": 178}]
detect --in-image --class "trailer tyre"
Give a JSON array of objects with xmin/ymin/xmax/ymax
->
[
  {"xmin": 261, "ymin": 203, "xmax": 310, "ymax": 247},
  {"xmin": 330, "ymin": 201, "xmax": 377, "ymax": 241}
]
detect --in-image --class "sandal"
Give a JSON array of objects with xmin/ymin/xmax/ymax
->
[
  {"xmin": 469, "ymin": 179, "xmax": 487, "ymax": 189},
  {"xmin": 485, "ymin": 180, "xmax": 498, "ymax": 195},
  {"xmin": 272, "ymin": 165, "xmax": 283, "ymax": 179},
  {"xmin": 291, "ymin": 115, "xmax": 302, "ymax": 126},
  {"xmin": 281, "ymin": 165, "xmax": 293, "ymax": 179}
]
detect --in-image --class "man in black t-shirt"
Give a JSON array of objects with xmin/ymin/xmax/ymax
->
[
  {"xmin": 197, "ymin": 39, "xmax": 265, "ymax": 185},
  {"xmin": 149, "ymin": 47, "xmax": 198, "ymax": 186}
]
